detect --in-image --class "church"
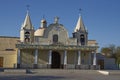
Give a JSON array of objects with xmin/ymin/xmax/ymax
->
[{"xmin": 16, "ymin": 11, "xmax": 99, "ymax": 69}]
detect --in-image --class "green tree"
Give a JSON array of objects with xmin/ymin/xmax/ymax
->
[
  {"xmin": 101, "ymin": 47, "xmax": 112, "ymax": 58},
  {"xmin": 101, "ymin": 44, "xmax": 116, "ymax": 58},
  {"xmin": 114, "ymin": 46, "xmax": 120, "ymax": 64},
  {"xmin": 109, "ymin": 44, "xmax": 116, "ymax": 54},
  {"xmin": 101, "ymin": 45, "xmax": 120, "ymax": 68}
]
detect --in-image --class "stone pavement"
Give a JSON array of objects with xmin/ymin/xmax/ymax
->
[{"xmin": 0, "ymin": 69, "xmax": 120, "ymax": 80}]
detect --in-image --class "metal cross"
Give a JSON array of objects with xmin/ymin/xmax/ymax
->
[
  {"xmin": 79, "ymin": 8, "xmax": 82, "ymax": 15},
  {"xmin": 26, "ymin": 5, "xmax": 30, "ymax": 11}
]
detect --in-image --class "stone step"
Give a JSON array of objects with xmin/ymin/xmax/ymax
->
[
  {"xmin": 109, "ymin": 70, "xmax": 120, "ymax": 75},
  {"xmin": 4, "ymin": 69, "xmax": 26, "ymax": 74}
]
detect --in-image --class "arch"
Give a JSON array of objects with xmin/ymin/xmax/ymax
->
[
  {"xmin": 51, "ymin": 51, "xmax": 61, "ymax": 68},
  {"xmin": 25, "ymin": 32, "xmax": 30, "ymax": 34},
  {"xmin": 53, "ymin": 34, "xmax": 58, "ymax": 43},
  {"xmin": 25, "ymin": 31, "xmax": 30, "ymax": 42},
  {"xmin": 80, "ymin": 34, "xmax": 85, "ymax": 45}
]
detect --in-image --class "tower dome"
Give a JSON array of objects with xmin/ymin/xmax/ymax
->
[
  {"xmin": 34, "ymin": 28, "xmax": 45, "ymax": 36},
  {"xmin": 41, "ymin": 19, "xmax": 46, "ymax": 23},
  {"xmin": 40, "ymin": 18, "xmax": 47, "ymax": 28},
  {"xmin": 34, "ymin": 18, "xmax": 47, "ymax": 36}
]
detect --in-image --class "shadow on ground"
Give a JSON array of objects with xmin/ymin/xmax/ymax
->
[{"xmin": 0, "ymin": 75, "xmax": 65, "ymax": 80}]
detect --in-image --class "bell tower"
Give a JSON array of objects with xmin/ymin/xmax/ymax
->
[
  {"xmin": 20, "ymin": 11, "xmax": 34, "ymax": 43},
  {"xmin": 73, "ymin": 15, "xmax": 88, "ymax": 45}
]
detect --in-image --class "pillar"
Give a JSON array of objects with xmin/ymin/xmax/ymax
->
[
  {"xmin": 48, "ymin": 50, "xmax": 52, "ymax": 68},
  {"xmin": 17, "ymin": 49, "xmax": 20, "ymax": 68},
  {"xmin": 88, "ymin": 53, "xmax": 91, "ymax": 65},
  {"xmin": 77, "ymin": 51, "xmax": 81, "ymax": 65},
  {"xmin": 63, "ymin": 50, "xmax": 67, "ymax": 69},
  {"xmin": 34, "ymin": 49, "xmax": 38, "ymax": 68},
  {"xmin": 76, "ymin": 51, "xmax": 81, "ymax": 69},
  {"xmin": 91, "ymin": 51, "xmax": 97, "ymax": 70},
  {"xmin": 93, "ymin": 51, "xmax": 96, "ymax": 65}
]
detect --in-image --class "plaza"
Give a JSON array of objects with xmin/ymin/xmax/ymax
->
[{"xmin": 0, "ymin": 69, "xmax": 120, "ymax": 80}]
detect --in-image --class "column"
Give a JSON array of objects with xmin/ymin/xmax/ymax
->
[
  {"xmin": 48, "ymin": 50, "xmax": 52, "ymax": 68},
  {"xmin": 17, "ymin": 49, "xmax": 20, "ymax": 68},
  {"xmin": 93, "ymin": 51, "xmax": 96, "ymax": 65},
  {"xmin": 76, "ymin": 51, "xmax": 81, "ymax": 69},
  {"xmin": 77, "ymin": 51, "xmax": 81, "ymax": 65},
  {"xmin": 88, "ymin": 53, "xmax": 91, "ymax": 65},
  {"xmin": 34, "ymin": 49, "xmax": 38, "ymax": 68},
  {"xmin": 64, "ymin": 50, "xmax": 67, "ymax": 69}
]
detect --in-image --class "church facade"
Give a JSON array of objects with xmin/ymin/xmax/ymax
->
[{"xmin": 16, "ymin": 11, "xmax": 99, "ymax": 69}]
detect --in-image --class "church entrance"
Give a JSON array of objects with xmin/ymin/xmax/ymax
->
[{"xmin": 51, "ymin": 51, "xmax": 61, "ymax": 69}]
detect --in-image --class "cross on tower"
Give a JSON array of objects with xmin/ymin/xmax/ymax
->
[
  {"xmin": 79, "ymin": 8, "xmax": 82, "ymax": 16},
  {"xmin": 26, "ymin": 5, "xmax": 30, "ymax": 12}
]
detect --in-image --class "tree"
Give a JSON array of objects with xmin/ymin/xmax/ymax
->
[
  {"xmin": 114, "ymin": 46, "xmax": 120, "ymax": 64},
  {"xmin": 109, "ymin": 44, "xmax": 116, "ymax": 54},
  {"xmin": 101, "ymin": 45, "xmax": 120, "ymax": 68},
  {"xmin": 101, "ymin": 47, "xmax": 112, "ymax": 58},
  {"xmin": 101, "ymin": 44, "xmax": 116, "ymax": 58}
]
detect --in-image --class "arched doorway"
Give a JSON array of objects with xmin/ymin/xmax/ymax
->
[{"xmin": 52, "ymin": 51, "xmax": 61, "ymax": 69}]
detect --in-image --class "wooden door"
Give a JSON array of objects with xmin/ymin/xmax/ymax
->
[
  {"xmin": 0, "ymin": 57, "xmax": 3, "ymax": 67},
  {"xmin": 98, "ymin": 60, "xmax": 104, "ymax": 69}
]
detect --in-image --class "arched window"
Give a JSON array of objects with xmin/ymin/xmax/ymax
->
[
  {"xmin": 80, "ymin": 34, "xmax": 85, "ymax": 45},
  {"xmin": 53, "ymin": 34, "xmax": 58, "ymax": 43},
  {"xmin": 25, "ymin": 32, "xmax": 30, "ymax": 42}
]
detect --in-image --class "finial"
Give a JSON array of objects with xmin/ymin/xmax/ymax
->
[
  {"xmin": 54, "ymin": 16, "xmax": 59, "ymax": 23},
  {"xmin": 86, "ymin": 27, "xmax": 88, "ymax": 32},
  {"xmin": 26, "ymin": 5, "xmax": 30, "ymax": 13},
  {"xmin": 42, "ymin": 15, "xmax": 45, "ymax": 19},
  {"xmin": 79, "ymin": 8, "xmax": 82, "ymax": 16}
]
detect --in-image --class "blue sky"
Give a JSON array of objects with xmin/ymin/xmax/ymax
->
[{"xmin": 0, "ymin": 0, "xmax": 120, "ymax": 51}]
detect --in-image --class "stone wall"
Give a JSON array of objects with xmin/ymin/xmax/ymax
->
[{"xmin": 0, "ymin": 36, "xmax": 19, "ymax": 68}]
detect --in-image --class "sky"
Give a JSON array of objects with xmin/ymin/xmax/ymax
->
[{"xmin": 0, "ymin": 0, "xmax": 120, "ymax": 51}]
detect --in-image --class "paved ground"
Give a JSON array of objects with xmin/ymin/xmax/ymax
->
[{"xmin": 0, "ymin": 69, "xmax": 120, "ymax": 80}]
